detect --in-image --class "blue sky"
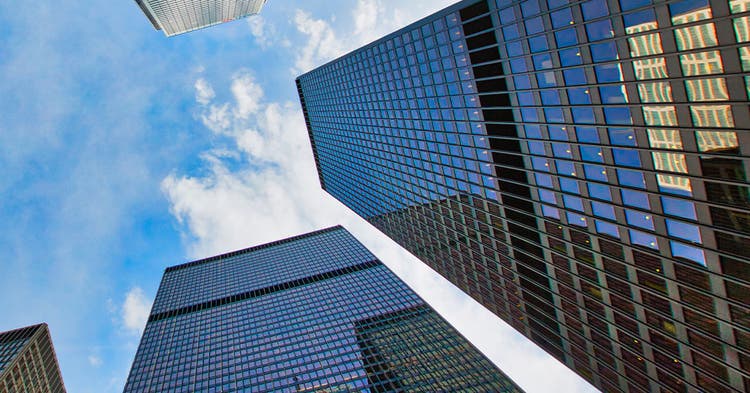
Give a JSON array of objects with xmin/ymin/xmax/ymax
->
[{"xmin": 0, "ymin": 1, "xmax": 596, "ymax": 392}]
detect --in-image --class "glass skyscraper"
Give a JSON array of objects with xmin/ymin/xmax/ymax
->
[
  {"xmin": 296, "ymin": 0, "xmax": 750, "ymax": 392},
  {"xmin": 134, "ymin": 0, "xmax": 267, "ymax": 36},
  {"xmin": 0, "ymin": 323, "xmax": 66, "ymax": 392},
  {"xmin": 123, "ymin": 226, "xmax": 521, "ymax": 392}
]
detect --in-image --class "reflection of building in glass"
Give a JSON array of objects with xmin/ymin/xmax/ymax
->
[
  {"xmin": 134, "ymin": 0, "xmax": 267, "ymax": 36},
  {"xmin": 123, "ymin": 226, "xmax": 521, "ymax": 392},
  {"xmin": 297, "ymin": 0, "xmax": 750, "ymax": 392},
  {"xmin": 0, "ymin": 324, "xmax": 66, "ymax": 392}
]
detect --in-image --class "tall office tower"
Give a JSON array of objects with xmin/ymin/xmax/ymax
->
[
  {"xmin": 134, "ymin": 0, "xmax": 267, "ymax": 36},
  {"xmin": 123, "ymin": 226, "xmax": 521, "ymax": 392},
  {"xmin": 296, "ymin": 0, "xmax": 750, "ymax": 391},
  {"xmin": 0, "ymin": 324, "xmax": 66, "ymax": 392}
]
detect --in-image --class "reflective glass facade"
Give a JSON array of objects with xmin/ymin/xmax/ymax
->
[
  {"xmin": 297, "ymin": 1, "xmax": 750, "ymax": 392},
  {"xmin": 123, "ymin": 226, "xmax": 520, "ymax": 392},
  {"xmin": 134, "ymin": 0, "xmax": 267, "ymax": 36},
  {"xmin": 0, "ymin": 324, "xmax": 67, "ymax": 393}
]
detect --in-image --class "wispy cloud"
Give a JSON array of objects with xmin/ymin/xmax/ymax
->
[{"xmin": 122, "ymin": 287, "xmax": 151, "ymax": 335}]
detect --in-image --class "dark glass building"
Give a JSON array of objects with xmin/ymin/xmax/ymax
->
[
  {"xmin": 123, "ymin": 226, "xmax": 521, "ymax": 392},
  {"xmin": 0, "ymin": 323, "xmax": 66, "ymax": 392},
  {"xmin": 296, "ymin": 0, "xmax": 750, "ymax": 392}
]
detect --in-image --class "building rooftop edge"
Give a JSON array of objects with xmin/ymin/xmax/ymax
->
[
  {"xmin": 164, "ymin": 225, "xmax": 345, "ymax": 273},
  {"xmin": 133, "ymin": 0, "xmax": 162, "ymax": 31}
]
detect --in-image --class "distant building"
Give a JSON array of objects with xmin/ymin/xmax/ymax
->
[
  {"xmin": 0, "ymin": 323, "xmax": 66, "ymax": 392},
  {"xmin": 134, "ymin": 0, "xmax": 267, "ymax": 36},
  {"xmin": 123, "ymin": 226, "xmax": 521, "ymax": 392},
  {"xmin": 297, "ymin": 0, "xmax": 750, "ymax": 391}
]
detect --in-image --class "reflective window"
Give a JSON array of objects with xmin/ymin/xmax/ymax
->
[
  {"xmin": 548, "ymin": 126, "xmax": 569, "ymax": 141},
  {"xmin": 592, "ymin": 201, "xmax": 616, "ymax": 219},
  {"xmin": 584, "ymin": 164, "xmax": 608, "ymax": 181},
  {"xmin": 580, "ymin": 146, "xmax": 604, "ymax": 162},
  {"xmin": 595, "ymin": 63, "xmax": 624, "ymax": 82},
  {"xmin": 622, "ymin": 189, "xmax": 650, "ymax": 209},
  {"xmin": 685, "ymin": 78, "xmax": 728, "ymax": 101},
  {"xmin": 600, "ymin": 85, "xmax": 629, "ymax": 103},
  {"xmin": 647, "ymin": 129, "xmax": 682, "ymax": 150},
  {"xmin": 666, "ymin": 219, "xmax": 702, "ymax": 243},
  {"xmin": 563, "ymin": 68, "xmax": 588, "ymax": 85},
  {"xmin": 568, "ymin": 87, "xmax": 592, "ymax": 105},
  {"xmin": 695, "ymin": 131, "xmax": 739, "ymax": 153},
  {"xmin": 552, "ymin": 143, "xmax": 573, "ymax": 158},
  {"xmin": 661, "ymin": 196, "xmax": 697, "ymax": 220},
  {"xmin": 563, "ymin": 195, "xmax": 585, "ymax": 211},
  {"xmin": 613, "ymin": 148, "xmax": 641, "ymax": 168},
  {"xmin": 690, "ymin": 105, "xmax": 734, "ymax": 128},
  {"xmin": 617, "ymin": 169, "xmax": 646, "ymax": 189},
  {"xmin": 576, "ymin": 126, "xmax": 600, "ymax": 143},
  {"xmin": 657, "ymin": 174, "xmax": 693, "ymax": 196},
  {"xmin": 586, "ymin": 20, "xmax": 614, "ymax": 41},
  {"xmin": 620, "ymin": 0, "xmax": 651, "ymax": 11},
  {"xmin": 556, "ymin": 160, "xmax": 577, "ymax": 176},
  {"xmin": 671, "ymin": 242, "xmax": 706, "ymax": 266},
  {"xmin": 604, "ymin": 107, "xmax": 633, "ymax": 125},
  {"xmin": 541, "ymin": 90, "xmax": 561, "ymax": 105},
  {"xmin": 609, "ymin": 128, "xmax": 637, "ymax": 146},
  {"xmin": 626, "ymin": 209, "xmax": 655, "ymax": 230},
  {"xmin": 542, "ymin": 205, "xmax": 562, "ymax": 219},
  {"xmin": 638, "ymin": 82, "xmax": 672, "ymax": 103},
  {"xmin": 572, "ymin": 107, "xmax": 596, "ymax": 124},
  {"xmin": 525, "ymin": 17, "xmax": 545, "ymax": 35},
  {"xmin": 551, "ymin": 8, "xmax": 574, "ymax": 28},
  {"xmin": 536, "ymin": 173, "xmax": 554, "ymax": 188},
  {"xmin": 588, "ymin": 183, "xmax": 613, "ymax": 201},
  {"xmin": 680, "ymin": 51, "xmax": 724, "ymax": 76},
  {"xmin": 596, "ymin": 220, "xmax": 621, "ymax": 238},
  {"xmin": 560, "ymin": 178, "xmax": 580, "ymax": 194},
  {"xmin": 590, "ymin": 42, "xmax": 618, "ymax": 62},
  {"xmin": 528, "ymin": 141, "xmax": 546, "ymax": 155},
  {"xmin": 556, "ymin": 29, "xmax": 579, "ymax": 47},
  {"xmin": 568, "ymin": 212, "xmax": 588, "ymax": 227},
  {"xmin": 521, "ymin": 0, "xmax": 541, "ymax": 17},
  {"xmin": 581, "ymin": 0, "xmax": 609, "ymax": 20},
  {"xmin": 539, "ymin": 188, "xmax": 558, "ymax": 204},
  {"xmin": 560, "ymin": 48, "xmax": 583, "ymax": 66},
  {"xmin": 630, "ymin": 229, "xmax": 659, "ymax": 249},
  {"xmin": 652, "ymin": 152, "xmax": 688, "ymax": 173},
  {"xmin": 529, "ymin": 36, "xmax": 549, "ymax": 52}
]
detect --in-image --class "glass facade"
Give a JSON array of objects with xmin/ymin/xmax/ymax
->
[
  {"xmin": 123, "ymin": 226, "xmax": 521, "ymax": 392},
  {"xmin": 134, "ymin": 0, "xmax": 267, "ymax": 37},
  {"xmin": 0, "ymin": 324, "xmax": 67, "ymax": 393},
  {"xmin": 296, "ymin": 1, "xmax": 750, "ymax": 392}
]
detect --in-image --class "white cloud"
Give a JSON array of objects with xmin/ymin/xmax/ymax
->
[
  {"xmin": 88, "ymin": 354, "xmax": 103, "ymax": 367},
  {"xmin": 248, "ymin": 15, "xmax": 291, "ymax": 50},
  {"xmin": 194, "ymin": 78, "xmax": 215, "ymax": 105},
  {"xmin": 121, "ymin": 287, "xmax": 151, "ymax": 335}
]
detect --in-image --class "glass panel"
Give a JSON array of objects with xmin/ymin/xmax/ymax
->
[
  {"xmin": 633, "ymin": 58, "xmax": 668, "ymax": 80},
  {"xmin": 642, "ymin": 106, "xmax": 678, "ymax": 126},
  {"xmin": 584, "ymin": 164, "xmax": 608, "ymax": 181},
  {"xmin": 622, "ymin": 189, "xmax": 650, "ymax": 209},
  {"xmin": 555, "ymin": 29, "xmax": 579, "ymax": 47},
  {"xmin": 613, "ymin": 148, "xmax": 642, "ymax": 168},
  {"xmin": 670, "ymin": 0, "xmax": 712, "ymax": 25},
  {"xmin": 592, "ymin": 201, "xmax": 616, "ymax": 219},
  {"xmin": 586, "ymin": 20, "xmax": 615, "ymax": 41},
  {"xmin": 600, "ymin": 85, "xmax": 629, "ymax": 103},
  {"xmin": 551, "ymin": 8, "xmax": 574, "ymax": 28},
  {"xmin": 617, "ymin": 169, "xmax": 647, "ymax": 189},
  {"xmin": 563, "ymin": 195, "xmax": 585, "ymax": 211},
  {"xmin": 580, "ymin": 146, "xmax": 604, "ymax": 162},
  {"xmin": 680, "ymin": 51, "xmax": 724, "ymax": 76},
  {"xmin": 690, "ymin": 105, "xmax": 734, "ymax": 128},
  {"xmin": 652, "ymin": 152, "xmax": 688, "ymax": 173},
  {"xmin": 671, "ymin": 241, "xmax": 707, "ymax": 266},
  {"xmin": 576, "ymin": 127, "xmax": 600, "ymax": 143},
  {"xmin": 543, "ymin": 205, "xmax": 561, "ymax": 219},
  {"xmin": 638, "ymin": 82, "xmax": 672, "ymax": 103},
  {"xmin": 647, "ymin": 129, "xmax": 683, "ymax": 150},
  {"xmin": 661, "ymin": 196, "xmax": 697, "ymax": 220},
  {"xmin": 588, "ymin": 183, "xmax": 613, "ymax": 201},
  {"xmin": 626, "ymin": 209, "xmax": 655, "ymax": 230},
  {"xmin": 695, "ymin": 131, "xmax": 739, "ymax": 153},
  {"xmin": 674, "ymin": 24, "xmax": 718, "ymax": 50},
  {"xmin": 582, "ymin": 0, "xmax": 609, "ymax": 20},
  {"xmin": 609, "ymin": 128, "xmax": 637, "ymax": 146},
  {"xmin": 568, "ymin": 212, "xmax": 588, "ymax": 227},
  {"xmin": 657, "ymin": 174, "xmax": 693, "ymax": 196},
  {"xmin": 666, "ymin": 219, "xmax": 702, "ymax": 243},
  {"xmin": 731, "ymin": 0, "xmax": 750, "ymax": 14},
  {"xmin": 685, "ymin": 78, "xmax": 728, "ymax": 101},
  {"xmin": 539, "ymin": 188, "xmax": 558, "ymax": 204},
  {"xmin": 596, "ymin": 220, "xmax": 621, "ymax": 238},
  {"xmin": 549, "ymin": 125, "xmax": 569, "ymax": 141},
  {"xmin": 630, "ymin": 229, "xmax": 659, "ymax": 249}
]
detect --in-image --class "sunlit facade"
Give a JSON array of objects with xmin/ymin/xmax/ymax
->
[
  {"xmin": 297, "ymin": 0, "xmax": 750, "ymax": 392},
  {"xmin": 0, "ymin": 324, "xmax": 66, "ymax": 393},
  {"xmin": 123, "ymin": 226, "xmax": 521, "ymax": 392},
  {"xmin": 134, "ymin": 0, "xmax": 267, "ymax": 36}
]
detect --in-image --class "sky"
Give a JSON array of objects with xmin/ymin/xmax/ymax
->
[{"xmin": 0, "ymin": 1, "xmax": 597, "ymax": 392}]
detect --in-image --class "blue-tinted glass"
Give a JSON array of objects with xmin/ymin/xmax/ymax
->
[
  {"xmin": 580, "ymin": 146, "xmax": 603, "ymax": 162},
  {"xmin": 671, "ymin": 242, "xmax": 706, "ymax": 266},
  {"xmin": 536, "ymin": 173, "xmax": 554, "ymax": 187},
  {"xmin": 539, "ymin": 188, "xmax": 558, "ymax": 204},
  {"xmin": 604, "ymin": 107, "xmax": 633, "ymax": 125},
  {"xmin": 521, "ymin": 0, "xmax": 542, "ymax": 16},
  {"xmin": 545, "ymin": 108, "xmax": 565, "ymax": 123},
  {"xmin": 588, "ymin": 183, "xmax": 613, "ymax": 201},
  {"xmin": 517, "ymin": 91, "xmax": 535, "ymax": 105},
  {"xmin": 525, "ymin": 17, "xmax": 545, "ymax": 34},
  {"xmin": 661, "ymin": 196, "xmax": 697, "ymax": 220},
  {"xmin": 590, "ymin": 42, "xmax": 618, "ymax": 62},
  {"xmin": 560, "ymin": 178, "xmax": 580, "ymax": 193},
  {"xmin": 537, "ymin": 71, "xmax": 557, "ymax": 87},
  {"xmin": 559, "ymin": 48, "xmax": 583, "ymax": 66},
  {"xmin": 595, "ymin": 63, "xmax": 623, "ymax": 82},
  {"xmin": 529, "ymin": 35, "xmax": 549, "ymax": 52},
  {"xmin": 630, "ymin": 229, "xmax": 659, "ymax": 249},
  {"xmin": 533, "ymin": 157, "xmax": 551, "ymax": 172},
  {"xmin": 556, "ymin": 160, "xmax": 577, "ymax": 176},
  {"xmin": 621, "ymin": 189, "xmax": 650, "ymax": 209},
  {"xmin": 666, "ymin": 219, "xmax": 702, "ymax": 243},
  {"xmin": 620, "ymin": 0, "xmax": 651, "ymax": 11},
  {"xmin": 612, "ymin": 148, "xmax": 641, "ymax": 167},
  {"xmin": 584, "ymin": 164, "xmax": 608, "ymax": 181},
  {"xmin": 533, "ymin": 53, "xmax": 553, "ymax": 70},
  {"xmin": 669, "ymin": 0, "xmax": 709, "ymax": 17},
  {"xmin": 596, "ymin": 220, "xmax": 620, "ymax": 237},
  {"xmin": 503, "ymin": 25, "xmax": 521, "ymax": 40},
  {"xmin": 551, "ymin": 9, "xmax": 574, "ymax": 28},
  {"xmin": 555, "ymin": 29, "xmax": 579, "ymax": 47},
  {"xmin": 626, "ymin": 209, "xmax": 655, "ymax": 230},
  {"xmin": 568, "ymin": 212, "xmax": 588, "ymax": 226},
  {"xmin": 543, "ymin": 205, "xmax": 561, "ymax": 218},
  {"xmin": 599, "ymin": 85, "xmax": 628, "ymax": 103},
  {"xmin": 623, "ymin": 9, "xmax": 656, "ymax": 29},
  {"xmin": 563, "ymin": 68, "xmax": 588, "ymax": 85},
  {"xmin": 568, "ymin": 87, "xmax": 592, "ymax": 104},
  {"xmin": 586, "ymin": 20, "xmax": 614, "ymax": 41},
  {"xmin": 576, "ymin": 126, "xmax": 600, "ymax": 143},
  {"xmin": 592, "ymin": 201, "xmax": 616, "ymax": 219},
  {"xmin": 581, "ymin": 0, "xmax": 609, "ymax": 20},
  {"xmin": 548, "ymin": 126, "xmax": 569, "ymax": 140},
  {"xmin": 510, "ymin": 58, "xmax": 528, "ymax": 73},
  {"xmin": 541, "ymin": 90, "xmax": 562, "ymax": 105},
  {"xmin": 514, "ymin": 75, "xmax": 532, "ymax": 89},
  {"xmin": 617, "ymin": 169, "xmax": 646, "ymax": 189},
  {"xmin": 522, "ymin": 108, "xmax": 539, "ymax": 121},
  {"xmin": 608, "ymin": 128, "xmax": 637, "ymax": 146},
  {"xmin": 548, "ymin": 0, "xmax": 569, "ymax": 9},
  {"xmin": 507, "ymin": 41, "xmax": 524, "ymax": 56},
  {"xmin": 552, "ymin": 143, "xmax": 572, "ymax": 158},
  {"xmin": 528, "ymin": 141, "xmax": 547, "ymax": 155},
  {"xmin": 563, "ymin": 195, "xmax": 585, "ymax": 211},
  {"xmin": 572, "ymin": 107, "xmax": 596, "ymax": 123},
  {"xmin": 498, "ymin": 7, "xmax": 517, "ymax": 24},
  {"xmin": 525, "ymin": 124, "xmax": 543, "ymax": 138}
]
